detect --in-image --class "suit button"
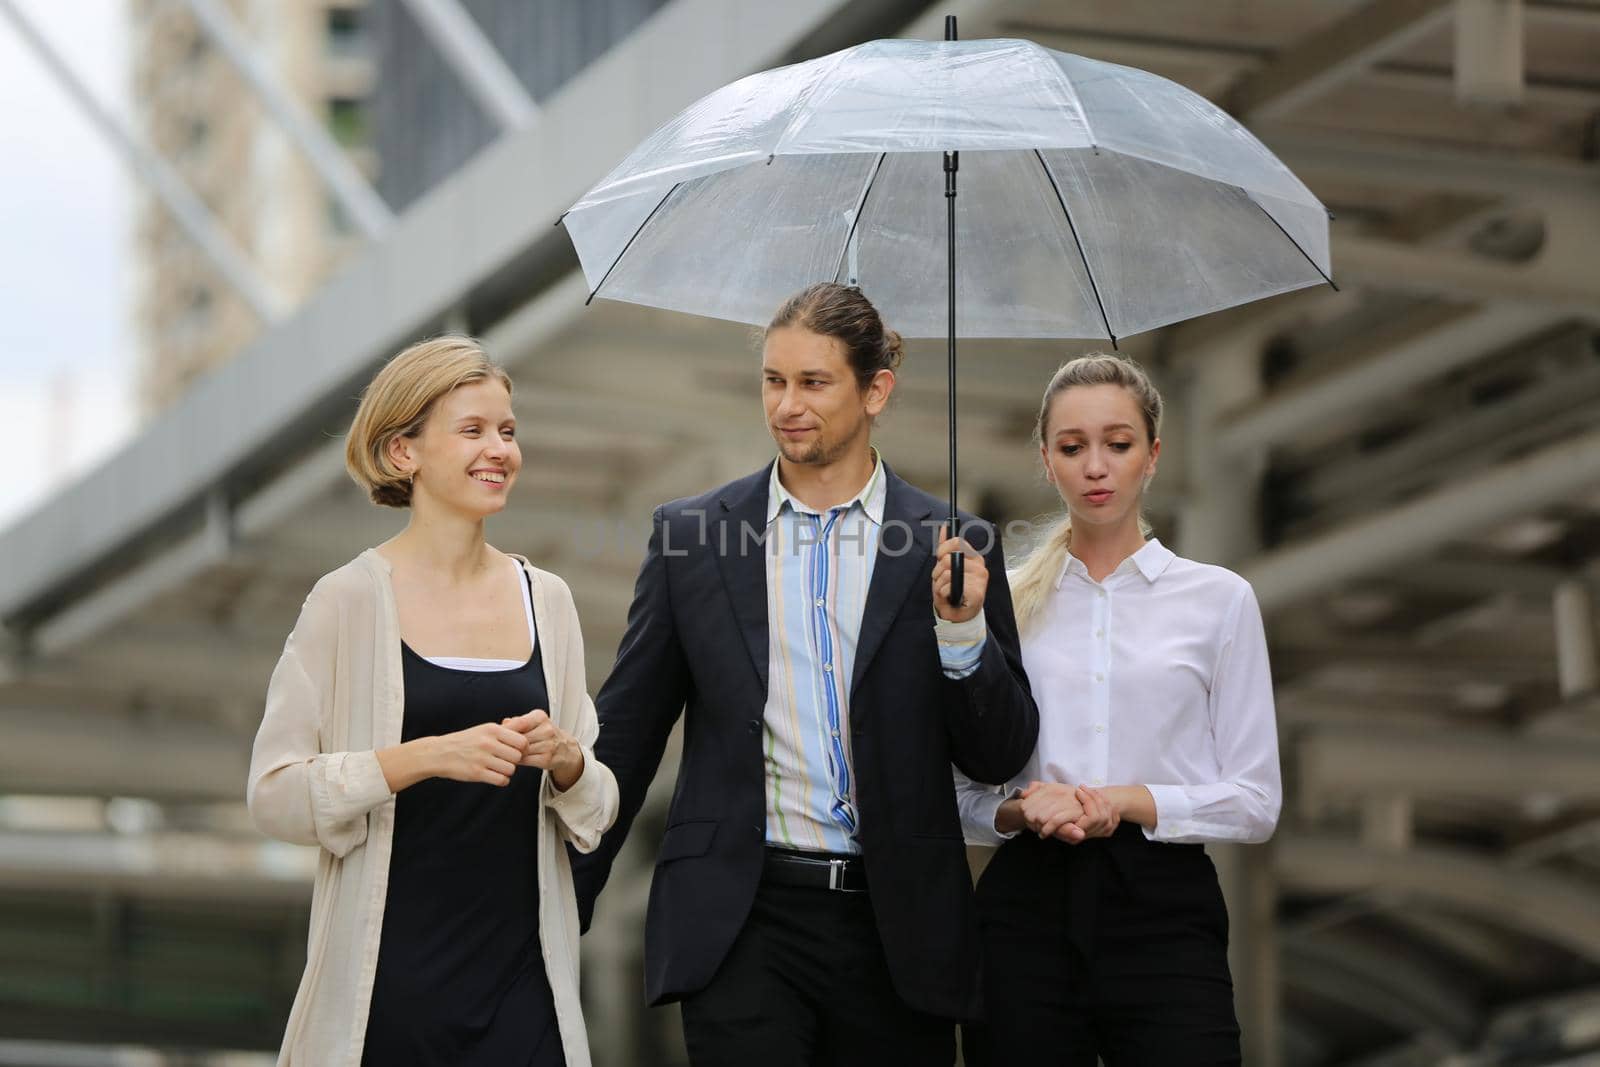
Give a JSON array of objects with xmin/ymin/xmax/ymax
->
[
  {"xmin": 753, "ymin": 825, "xmax": 764, "ymax": 838},
  {"xmin": 747, "ymin": 719, "xmax": 761, "ymax": 734}
]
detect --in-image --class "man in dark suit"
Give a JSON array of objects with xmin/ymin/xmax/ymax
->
[{"xmin": 573, "ymin": 283, "xmax": 1037, "ymax": 1065}]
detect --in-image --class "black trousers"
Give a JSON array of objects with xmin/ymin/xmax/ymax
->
[
  {"xmin": 963, "ymin": 824, "xmax": 1241, "ymax": 1067},
  {"xmin": 679, "ymin": 876, "xmax": 955, "ymax": 1067}
]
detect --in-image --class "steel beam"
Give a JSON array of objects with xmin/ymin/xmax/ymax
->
[
  {"xmin": 1217, "ymin": 305, "xmax": 1560, "ymax": 454},
  {"xmin": 1280, "ymin": 327, "xmax": 1600, "ymax": 512},
  {"xmin": 1261, "ymin": 127, "xmax": 1600, "ymax": 200},
  {"xmin": 0, "ymin": 707, "xmax": 246, "ymax": 802},
  {"xmin": 1226, "ymin": 0, "xmax": 1454, "ymax": 121},
  {"xmin": 0, "ymin": 0, "xmax": 857, "ymax": 624},
  {"xmin": 30, "ymin": 492, "xmax": 232, "ymax": 658},
  {"xmin": 1298, "ymin": 725, "xmax": 1600, "ymax": 808},
  {"xmin": 0, "ymin": 0, "xmax": 284, "ymax": 321},
  {"xmin": 180, "ymin": 0, "xmax": 393, "ymax": 239},
  {"xmin": 396, "ymin": 0, "xmax": 538, "ymax": 130},
  {"xmin": 1244, "ymin": 425, "xmax": 1600, "ymax": 611},
  {"xmin": 1336, "ymin": 233, "xmax": 1600, "ymax": 316},
  {"xmin": 1277, "ymin": 837, "xmax": 1600, "ymax": 959},
  {"xmin": 1282, "ymin": 937, "xmax": 1477, "ymax": 1044},
  {"xmin": 0, "ymin": 829, "xmax": 312, "ymax": 903}
]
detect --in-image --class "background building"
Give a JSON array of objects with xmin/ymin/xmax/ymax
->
[
  {"xmin": 129, "ymin": 0, "xmax": 376, "ymax": 413},
  {"xmin": 1, "ymin": 1, "xmax": 1598, "ymax": 1065}
]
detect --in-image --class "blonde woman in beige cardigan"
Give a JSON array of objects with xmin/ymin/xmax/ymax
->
[{"xmin": 248, "ymin": 337, "xmax": 618, "ymax": 1067}]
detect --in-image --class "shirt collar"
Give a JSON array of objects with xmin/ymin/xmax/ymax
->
[
  {"xmin": 767, "ymin": 449, "xmax": 887, "ymax": 525},
  {"xmin": 1056, "ymin": 537, "xmax": 1176, "ymax": 588}
]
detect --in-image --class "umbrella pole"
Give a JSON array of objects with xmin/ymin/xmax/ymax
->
[{"xmin": 944, "ymin": 15, "xmax": 963, "ymax": 609}]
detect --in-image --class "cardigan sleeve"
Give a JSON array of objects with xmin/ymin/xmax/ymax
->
[
  {"xmin": 539, "ymin": 572, "xmax": 620, "ymax": 854},
  {"xmin": 247, "ymin": 582, "xmax": 393, "ymax": 857}
]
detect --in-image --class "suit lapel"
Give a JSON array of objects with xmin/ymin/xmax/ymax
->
[
  {"xmin": 850, "ymin": 469, "xmax": 933, "ymax": 697},
  {"xmin": 712, "ymin": 466, "xmax": 772, "ymax": 696}
]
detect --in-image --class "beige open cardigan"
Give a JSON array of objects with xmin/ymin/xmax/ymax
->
[{"xmin": 247, "ymin": 549, "xmax": 619, "ymax": 1067}]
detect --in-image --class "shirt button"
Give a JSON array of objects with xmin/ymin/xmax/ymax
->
[
  {"xmin": 830, "ymin": 729, "xmax": 840, "ymax": 739},
  {"xmin": 1095, "ymin": 628, "xmax": 1105, "ymax": 638},
  {"xmin": 1097, "ymin": 589, "xmax": 1106, "ymax": 598},
  {"xmin": 1092, "ymin": 778, "xmax": 1104, "ymax": 786},
  {"xmin": 1095, "ymin": 724, "xmax": 1105, "ymax": 733},
  {"xmin": 815, "ymin": 597, "xmax": 825, "ymax": 607},
  {"xmin": 1094, "ymin": 673, "xmax": 1104, "ymax": 682},
  {"xmin": 823, "ymin": 663, "xmax": 833, "ymax": 673}
]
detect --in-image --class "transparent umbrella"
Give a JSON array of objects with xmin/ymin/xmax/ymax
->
[{"xmin": 560, "ymin": 20, "xmax": 1333, "ymax": 600}]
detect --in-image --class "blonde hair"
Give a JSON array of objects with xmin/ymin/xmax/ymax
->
[
  {"xmin": 344, "ymin": 336, "xmax": 513, "ymax": 508},
  {"xmin": 1011, "ymin": 354, "xmax": 1164, "ymax": 633}
]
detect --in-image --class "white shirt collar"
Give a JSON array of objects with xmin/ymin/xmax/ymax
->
[
  {"xmin": 1056, "ymin": 537, "xmax": 1176, "ymax": 588},
  {"xmin": 767, "ymin": 449, "xmax": 887, "ymax": 525}
]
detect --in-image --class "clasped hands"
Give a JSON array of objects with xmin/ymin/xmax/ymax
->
[
  {"xmin": 1004, "ymin": 781, "xmax": 1121, "ymax": 844},
  {"xmin": 430, "ymin": 711, "xmax": 584, "ymax": 791}
]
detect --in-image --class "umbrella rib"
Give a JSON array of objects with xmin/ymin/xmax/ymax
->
[
  {"xmin": 1238, "ymin": 186, "xmax": 1340, "ymax": 292},
  {"xmin": 585, "ymin": 181, "xmax": 683, "ymax": 306},
  {"xmin": 1033, "ymin": 150, "xmax": 1116, "ymax": 347},
  {"xmin": 832, "ymin": 152, "xmax": 887, "ymax": 287}
]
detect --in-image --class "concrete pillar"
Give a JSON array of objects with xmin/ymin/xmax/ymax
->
[
  {"xmin": 1553, "ymin": 578, "xmax": 1598, "ymax": 698},
  {"xmin": 1455, "ymin": 0, "xmax": 1524, "ymax": 106},
  {"xmin": 1362, "ymin": 794, "xmax": 1414, "ymax": 852},
  {"xmin": 1180, "ymin": 337, "xmax": 1281, "ymax": 1066}
]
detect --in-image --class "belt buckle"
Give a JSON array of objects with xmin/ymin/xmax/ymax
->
[{"xmin": 828, "ymin": 858, "xmax": 844, "ymax": 891}]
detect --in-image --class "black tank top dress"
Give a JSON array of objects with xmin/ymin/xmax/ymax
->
[{"xmin": 362, "ymin": 587, "xmax": 565, "ymax": 1066}]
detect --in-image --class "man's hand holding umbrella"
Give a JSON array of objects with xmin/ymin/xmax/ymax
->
[{"xmin": 933, "ymin": 523, "xmax": 987, "ymax": 623}]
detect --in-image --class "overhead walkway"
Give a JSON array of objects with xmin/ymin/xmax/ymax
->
[{"xmin": 1, "ymin": 0, "xmax": 1598, "ymax": 1063}]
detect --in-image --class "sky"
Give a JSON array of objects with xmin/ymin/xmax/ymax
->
[{"xmin": 0, "ymin": 3, "xmax": 136, "ymax": 531}]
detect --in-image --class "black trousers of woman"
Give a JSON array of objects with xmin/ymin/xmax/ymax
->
[{"xmin": 963, "ymin": 823, "xmax": 1240, "ymax": 1067}]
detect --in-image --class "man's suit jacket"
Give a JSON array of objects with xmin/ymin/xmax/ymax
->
[{"xmin": 572, "ymin": 461, "xmax": 1038, "ymax": 1020}]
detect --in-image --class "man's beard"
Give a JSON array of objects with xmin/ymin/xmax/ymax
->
[{"xmin": 778, "ymin": 433, "xmax": 849, "ymax": 467}]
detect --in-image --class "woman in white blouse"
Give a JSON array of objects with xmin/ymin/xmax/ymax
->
[
  {"xmin": 957, "ymin": 354, "xmax": 1280, "ymax": 1067},
  {"xmin": 248, "ymin": 337, "xmax": 618, "ymax": 1067}
]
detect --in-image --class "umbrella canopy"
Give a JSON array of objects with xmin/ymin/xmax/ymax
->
[{"xmin": 561, "ymin": 37, "xmax": 1332, "ymax": 343}]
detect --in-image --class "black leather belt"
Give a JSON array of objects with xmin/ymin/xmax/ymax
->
[{"xmin": 762, "ymin": 847, "xmax": 869, "ymax": 893}]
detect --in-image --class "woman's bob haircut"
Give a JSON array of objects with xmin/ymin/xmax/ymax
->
[{"xmin": 344, "ymin": 335, "xmax": 513, "ymax": 508}]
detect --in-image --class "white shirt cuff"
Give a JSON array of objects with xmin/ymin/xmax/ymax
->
[
  {"xmin": 935, "ymin": 611, "xmax": 987, "ymax": 679},
  {"xmin": 962, "ymin": 785, "xmax": 1021, "ymax": 846},
  {"xmin": 1142, "ymin": 783, "xmax": 1195, "ymax": 842}
]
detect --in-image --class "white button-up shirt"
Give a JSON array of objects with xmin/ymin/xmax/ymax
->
[{"xmin": 957, "ymin": 539, "xmax": 1281, "ymax": 846}]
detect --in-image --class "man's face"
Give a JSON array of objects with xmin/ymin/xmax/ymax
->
[{"xmin": 761, "ymin": 326, "xmax": 891, "ymax": 467}]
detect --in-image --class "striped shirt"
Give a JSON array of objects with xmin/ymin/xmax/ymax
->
[{"xmin": 762, "ymin": 456, "xmax": 986, "ymax": 854}]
